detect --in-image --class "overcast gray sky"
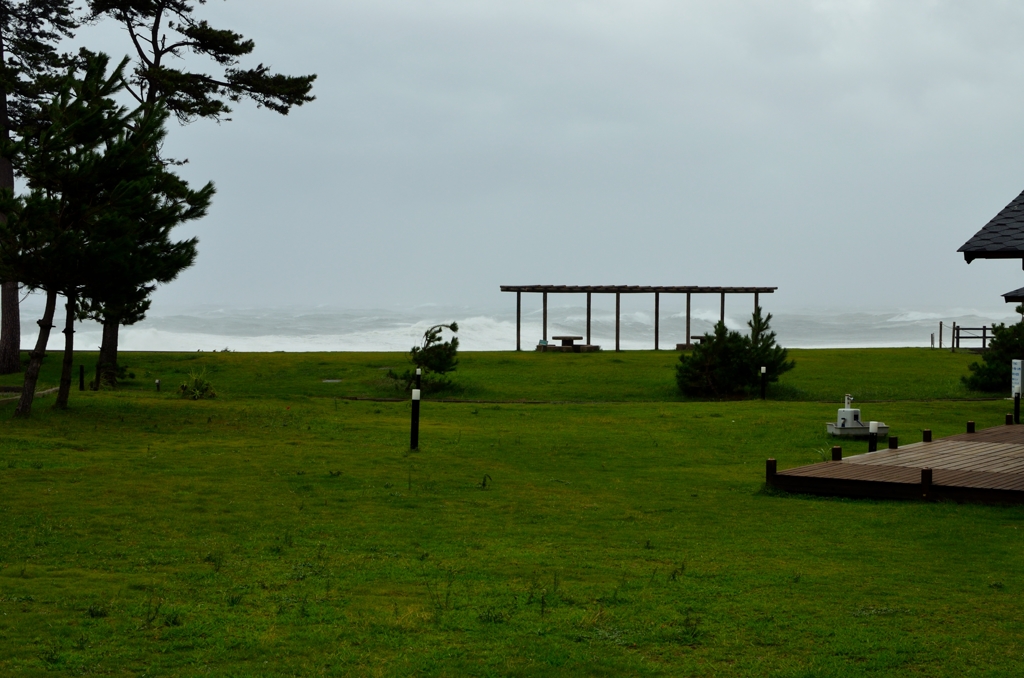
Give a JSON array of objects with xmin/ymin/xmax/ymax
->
[{"xmin": 72, "ymin": 0, "xmax": 1024, "ymax": 314}]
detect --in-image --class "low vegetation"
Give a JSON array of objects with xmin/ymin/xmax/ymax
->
[
  {"xmin": 963, "ymin": 304, "xmax": 1024, "ymax": 392},
  {"xmin": 0, "ymin": 348, "xmax": 1017, "ymax": 675}
]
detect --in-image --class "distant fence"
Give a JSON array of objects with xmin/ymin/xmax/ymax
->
[{"xmin": 938, "ymin": 322, "xmax": 993, "ymax": 350}]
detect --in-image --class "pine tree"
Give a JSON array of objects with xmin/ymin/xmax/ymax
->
[
  {"xmin": 747, "ymin": 305, "xmax": 794, "ymax": 385},
  {"xmin": 962, "ymin": 305, "xmax": 1024, "ymax": 392},
  {"xmin": 0, "ymin": 52, "xmax": 211, "ymax": 413},
  {"xmin": 676, "ymin": 308, "xmax": 795, "ymax": 398},
  {"xmin": 0, "ymin": 0, "xmax": 80, "ymax": 374},
  {"xmin": 676, "ymin": 321, "xmax": 751, "ymax": 397},
  {"xmin": 84, "ymin": 0, "xmax": 316, "ymax": 372}
]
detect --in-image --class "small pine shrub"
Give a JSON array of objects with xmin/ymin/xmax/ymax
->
[
  {"xmin": 963, "ymin": 306, "xmax": 1024, "ymax": 392},
  {"xmin": 676, "ymin": 306, "xmax": 794, "ymax": 398}
]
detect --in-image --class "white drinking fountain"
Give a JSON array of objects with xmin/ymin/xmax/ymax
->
[{"xmin": 826, "ymin": 394, "xmax": 889, "ymax": 438}]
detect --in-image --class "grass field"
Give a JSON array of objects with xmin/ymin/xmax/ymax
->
[{"xmin": 1, "ymin": 348, "xmax": 1021, "ymax": 676}]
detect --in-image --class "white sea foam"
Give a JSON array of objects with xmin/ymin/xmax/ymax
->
[{"xmin": 15, "ymin": 303, "xmax": 1015, "ymax": 352}]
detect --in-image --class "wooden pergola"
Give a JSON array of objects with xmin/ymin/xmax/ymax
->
[{"xmin": 500, "ymin": 285, "xmax": 778, "ymax": 351}]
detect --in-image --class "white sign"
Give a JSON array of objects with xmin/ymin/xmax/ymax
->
[{"xmin": 1013, "ymin": 359, "xmax": 1022, "ymax": 395}]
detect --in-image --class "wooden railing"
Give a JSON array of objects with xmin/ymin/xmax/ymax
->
[{"xmin": 952, "ymin": 324, "xmax": 992, "ymax": 349}]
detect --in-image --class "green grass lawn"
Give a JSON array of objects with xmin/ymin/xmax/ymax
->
[{"xmin": 0, "ymin": 348, "xmax": 1020, "ymax": 676}]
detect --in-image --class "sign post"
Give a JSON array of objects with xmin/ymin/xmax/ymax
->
[{"xmin": 1014, "ymin": 360, "xmax": 1022, "ymax": 425}]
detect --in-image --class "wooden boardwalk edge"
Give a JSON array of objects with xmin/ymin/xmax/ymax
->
[{"xmin": 768, "ymin": 424, "xmax": 1024, "ymax": 505}]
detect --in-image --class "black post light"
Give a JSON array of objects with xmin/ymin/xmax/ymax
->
[{"xmin": 411, "ymin": 388, "xmax": 421, "ymax": 450}]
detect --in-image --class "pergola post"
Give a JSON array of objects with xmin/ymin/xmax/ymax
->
[
  {"xmin": 654, "ymin": 292, "xmax": 660, "ymax": 350},
  {"xmin": 516, "ymin": 292, "xmax": 522, "ymax": 351},
  {"xmin": 754, "ymin": 292, "xmax": 759, "ymax": 314},
  {"xmin": 615, "ymin": 292, "xmax": 621, "ymax": 352},
  {"xmin": 720, "ymin": 292, "xmax": 725, "ymax": 325},
  {"xmin": 543, "ymin": 292, "xmax": 548, "ymax": 342},
  {"xmin": 586, "ymin": 292, "xmax": 592, "ymax": 345},
  {"xmin": 686, "ymin": 292, "xmax": 691, "ymax": 348}
]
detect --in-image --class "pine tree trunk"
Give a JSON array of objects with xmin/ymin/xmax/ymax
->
[
  {"xmin": 54, "ymin": 294, "xmax": 75, "ymax": 409},
  {"xmin": 0, "ymin": 281, "xmax": 20, "ymax": 373},
  {"xmin": 0, "ymin": 25, "xmax": 20, "ymax": 375},
  {"xmin": 94, "ymin": 316, "xmax": 119, "ymax": 389},
  {"xmin": 15, "ymin": 289, "xmax": 57, "ymax": 417}
]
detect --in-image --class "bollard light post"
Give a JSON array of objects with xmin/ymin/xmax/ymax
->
[
  {"xmin": 155, "ymin": 379, "xmax": 161, "ymax": 392},
  {"xmin": 760, "ymin": 366, "xmax": 767, "ymax": 400},
  {"xmin": 79, "ymin": 365, "xmax": 84, "ymax": 391},
  {"xmin": 868, "ymin": 421, "xmax": 878, "ymax": 452},
  {"xmin": 411, "ymin": 388, "xmax": 421, "ymax": 450},
  {"xmin": 415, "ymin": 368, "xmax": 422, "ymax": 390}
]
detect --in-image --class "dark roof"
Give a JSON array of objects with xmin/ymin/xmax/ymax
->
[
  {"xmin": 500, "ymin": 285, "xmax": 776, "ymax": 294},
  {"xmin": 1004, "ymin": 286, "xmax": 1024, "ymax": 303},
  {"xmin": 959, "ymin": 189, "xmax": 1024, "ymax": 262}
]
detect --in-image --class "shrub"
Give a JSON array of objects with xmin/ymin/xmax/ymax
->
[
  {"xmin": 411, "ymin": 323, "xmax": 459, "ymax": 376},
  {"xmin": 388, "ymin": 323, "xmax": 460, "ymax": 393},
  {"xmin": 963, "ymin": 306, "xmax": 1024, "ymax": 392},
  {"xmin": 676, "ymin": 307, "xmax": 794, "ymax": 397},
  {"xmin": 179, "ymin": 368, "xmax": 216, "ymax": 400}
]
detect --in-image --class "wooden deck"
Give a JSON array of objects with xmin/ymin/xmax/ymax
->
[{"xmin": 768, "ymin": 424, "xmax": 1024, "ymax": 504}]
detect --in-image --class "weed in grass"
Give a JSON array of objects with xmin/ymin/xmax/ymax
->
[
  {"xmin": 479, "ymin": 473, "xmax": 492, "ymax": 489},
  {"xmin": 227, "ymin": 593, "xmax": 244, "ymax": 607},
  {"xmin": 164, "ymin": 608, "xmax": 183, "ymax": 627},
  {"xmin": 328, "ymin": 470, "xmax": 342, "ymax": 477},
  {"xmin": 669, "ymin": 562, "xmax": 685, "ymax": 582},
  {"xmin": 86, "ymin": 605, "xmax": 107, "ymax": 618},
  {"xmin": 141, "ymin": 597, "xmax": 163, "ymax": 629},
  {"xmin": 40, "ymin": 643, "xmax": 63, "ymax": 666},
  {"xmin": 203, "ymin": 551, "xmax": 224, "ymax": 572},
  {"xmin": 990, "ymin": 581, "xmax": 1006, "ymax": 590},
  {"xmin": 644, "ymin": 539, "xmax": 654, "ymax": 550},
  {"xmin": 425, "ymin": 568, "xmax": 456, "ymax": 623},
  {"xmin": 672, "ymin": 610, "xmax": 705, "ymax": 646},
  {"xmin": 478, "ymin": 606, "xmax": 510, "ymax": 624}
]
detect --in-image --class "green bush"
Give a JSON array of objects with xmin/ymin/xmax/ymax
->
[
  {"xmin": 962, "ymin": 306, "xmax": 1024, "ymax": 392},
  {"xmin": 676, "ymin": 307, "xmax": 794, "ymax": 398},
  {"xmin": 179, "ymin": 368, "xmax": 216, "ymax": 400},
  {"xmin": 411, "ymin": 322, "xmax": 459, "ymax": 376},
  {"xmin": 388, "ymin": 322, "xmax": 460, "ymax": 393}
]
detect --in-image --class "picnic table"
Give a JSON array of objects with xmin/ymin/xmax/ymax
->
[{"xmin": 551, "ymin": 335, "xmax": 583, "ymax": 347}]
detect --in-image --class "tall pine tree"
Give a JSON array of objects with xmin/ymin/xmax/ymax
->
[
  {"xmin": 0, "ymin": 0, "xmax": 80, "ymax": 374},
  {"xmin": 85, "ymin": 1, "xmax": 316, "ymax": 378},
  {"xmin": 1, "ymin": 52, "xmax": 210, "ymax": 413}
]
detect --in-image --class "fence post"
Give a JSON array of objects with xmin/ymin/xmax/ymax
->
[{"xmin": 939, "ymin": 321, "xmax": 943, "ymax": 349}]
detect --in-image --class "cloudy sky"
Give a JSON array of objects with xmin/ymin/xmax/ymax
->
[{"xmin": 71, "ymin": 1, "xmax": 1024, "ymax": 315}]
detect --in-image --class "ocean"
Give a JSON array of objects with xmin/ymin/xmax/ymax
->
[{"xmin": 21, "ymin": 302, "xmax": 1022, "ymax": 353}]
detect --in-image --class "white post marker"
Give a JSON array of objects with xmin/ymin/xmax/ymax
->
[{"xmin": 1013, "ymin": 360, "xmax": 1022, "ymax": 397}]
